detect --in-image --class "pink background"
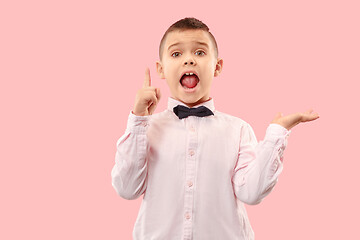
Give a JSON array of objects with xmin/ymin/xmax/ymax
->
[{"xmin": 1, "ymin": 0, "xmax": 359, "ymax": 239}]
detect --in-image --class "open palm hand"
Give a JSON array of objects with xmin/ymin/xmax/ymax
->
[{"xmin": 271, "ymin": 109, "xmax": 320, "ymax": 130}]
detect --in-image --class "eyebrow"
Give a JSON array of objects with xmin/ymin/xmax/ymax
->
[{"xmin": 167, "ymin": 41, "xmax": 209, "ymax": 51}]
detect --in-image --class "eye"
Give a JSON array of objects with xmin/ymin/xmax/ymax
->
[
  {"xmin": 171, "ymin": 52, "xmax": 181, "ymax": 57},
  {"xmin": 195, "ymin": 50, "xmax": 205, "ymax": 56}
]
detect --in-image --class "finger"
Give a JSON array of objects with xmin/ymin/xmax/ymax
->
[
  {"xmin": 310, "ymin": 110, "xmax": 320, "ymax": 119},
  {"xmin": 142, "ymin": 86, "xmax": 157, "ymax": 91},
  {"xmin": 310, "ymin": 112, "xmax": 320, "ymax": 119},
  {"xmin": 143, "ymin": 67, "xmax": 151, "ymax": 88},
  {"xmin": 156, "ymin": 88, "xmax": 161, "ymax": 101},
  {"xmin": 302, "ymin": 112, "xmax": 320, "ymax": 122},
  {"xmin": 147, "ymin": 93, "xmax": 158, "ymax": 115},
  {"xmin": 148, "ymin": 103, "xmax": 156, "ymax": 115},
  {"xmin": 143, "ymin": 91, "xmax": 157, "ymax": 104},
  {"xmin": 305, "ymin": 109, "xmax": 313, "ymax": 114}
]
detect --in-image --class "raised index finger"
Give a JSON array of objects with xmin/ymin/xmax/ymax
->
[{"xmin": 143, "ymin": 67, "xmax": 151, "ymax": 88}]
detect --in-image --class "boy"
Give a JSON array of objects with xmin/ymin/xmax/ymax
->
[{"xmin": 111, "ymin": 17, "xmax": 319, "ymax": 240}]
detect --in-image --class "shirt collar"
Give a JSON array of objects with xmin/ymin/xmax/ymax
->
[{"xmin": 167, "ymin": 97, "xmax": 215, "ymax": 113}]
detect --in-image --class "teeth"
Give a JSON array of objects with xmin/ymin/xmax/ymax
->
[{"xmin": 185, "ymin": 72, "xmax": 194, "ymax": 75}]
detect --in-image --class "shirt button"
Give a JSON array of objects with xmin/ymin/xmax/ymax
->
[
  {"xmin": 188, "ymin": 181, "xmax": 193, "ymax": 187},
  {"xmin": 189, "ymin": 150, "xmax": 195, "ymax": 156},
  {"xmin": 185, "ymin": 213, "xmax": 191, "ymax": 220},
  {"xmin": 190, "ymin": 126, "xmax": 195, "ymax": 132}
]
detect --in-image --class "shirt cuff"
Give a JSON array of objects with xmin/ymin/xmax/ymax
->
[
  {"xmin": 266, "ymin": 123, "xmax": 291, "ymax": 138},
  {"xmin": 126, "ymin": 111, "xmax": 150, "ymax": 135},
  {"xmin": 265, "ymin": 123, "xmax": 291, "ymax": 162}
]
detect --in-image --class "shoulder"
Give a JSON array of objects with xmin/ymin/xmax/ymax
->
[
  {"xmin": 214, "ymin": 111, "xmax": 258, "ymax": 144},
  {"xmin": 212, "ymin": 110, "xmax": 254, "ymax": 137},
  {"xmin": 148, "ymin": 109, "xmax": 177, "ymax": 125},
  {"xmin": 214, "ymin": 110, "xmax": 249, "ymax": 127}
]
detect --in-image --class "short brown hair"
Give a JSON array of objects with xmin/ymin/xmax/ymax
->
[{"xmin": 159, "ymin": 17, "xmax": 218, "ymax": 60}]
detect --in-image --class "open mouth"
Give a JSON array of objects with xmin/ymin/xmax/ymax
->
[{"xmin": 180, "ymin": 72, "xmax": 199, "ymax": 89}]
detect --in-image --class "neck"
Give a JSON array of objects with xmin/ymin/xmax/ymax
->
[{"xmin": 173, "ymin": 97, "xmax": 212, "ymax": 108}]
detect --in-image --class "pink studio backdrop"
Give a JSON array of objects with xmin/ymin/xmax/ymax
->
[{"xmin": 1, "ymin": 0, "xmax": 359, "ymax": 239}]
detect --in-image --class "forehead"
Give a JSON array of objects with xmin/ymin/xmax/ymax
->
[{"xmin": 164, "ymin": 29, "xmax": 213, "ymax": 50}]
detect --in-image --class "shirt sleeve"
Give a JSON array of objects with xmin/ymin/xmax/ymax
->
[
  {"xmin": 232, "ymin": 123, "xmax": 291, "ymax": 205},
  {"xmin": 111, "ymin": 111, "xmax": 150, "ymax": 200}
]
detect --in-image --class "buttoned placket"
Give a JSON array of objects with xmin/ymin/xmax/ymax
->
[{"xmin": 182, "ymin": 116, "xmax": 198, "ymax": 240}]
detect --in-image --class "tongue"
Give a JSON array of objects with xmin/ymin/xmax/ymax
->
[{"xmin": 181, "ymin": 75, "xmax": 198, "ymax": 88}]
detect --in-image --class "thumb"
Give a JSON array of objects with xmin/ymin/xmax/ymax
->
[{"xmin": 274, "ymin": 112, "xmax": 283, "ymax": 120}]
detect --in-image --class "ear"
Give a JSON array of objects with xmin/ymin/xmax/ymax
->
[
  {"xmin": 156, "ymin": 61, "xmax": 165, "ymax": 79},
  {"xmin": 214, "ymin": 58, "xmax": 223, "ymax": 77}
]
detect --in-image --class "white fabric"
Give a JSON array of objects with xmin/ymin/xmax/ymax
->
[{"xmin": 112, "ymin": 97, "xmax": 291, "ymax": 240}]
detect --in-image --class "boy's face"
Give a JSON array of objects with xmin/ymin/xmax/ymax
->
[{"xmin": 156, "ymin": 29, "xmax": 223, "ymax": 107}]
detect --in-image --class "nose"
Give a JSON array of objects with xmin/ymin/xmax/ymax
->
[
  {"xmin": 184, "ymin": 61, "xmax": 194, "ymax": 65},
  {"xmin": 184, "ymin": 55, "xmax": 196, "ymax": 66}
]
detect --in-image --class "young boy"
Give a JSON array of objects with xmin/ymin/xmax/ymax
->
[{"xmin": 111, "ymin": 17, "xmax": 319, "ymax": 240}]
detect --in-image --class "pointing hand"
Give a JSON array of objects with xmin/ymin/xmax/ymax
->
[{"xmin": 133, "ymin": 67, "xmax": 161, "ymax": 116}]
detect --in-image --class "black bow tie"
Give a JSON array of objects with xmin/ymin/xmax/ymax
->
[{"xmin": 173, "ymin": 105, "xmax": 214, "ymax": 119}]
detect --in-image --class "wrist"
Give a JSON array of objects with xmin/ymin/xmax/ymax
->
[
  {"xmin": 132, "ymin": 108, "xmax": 148, "ymax": 116},
  {"xmin": 127, "ymin": 111, "xmax": 150, "ymax": 134},
  {"xmin": 270, "ymin": 121, "xmax": 290, "ymax": 130}
]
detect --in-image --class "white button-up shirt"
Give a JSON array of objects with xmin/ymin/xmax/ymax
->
[{"xmin": 111, "ymin": 97, "xmax": 291, "ymax": 240}]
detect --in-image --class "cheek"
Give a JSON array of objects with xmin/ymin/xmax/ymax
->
[
  {"xmin": 205, "ymin": 61, "xmax": 216, "ymax": 74},
  {"xmin": 166, "ymin": 78, "xmax": 177, "ymax": 88},
  {"xmin": 164, "ymin": 67, "xmax": 175, "ymax": 79}
]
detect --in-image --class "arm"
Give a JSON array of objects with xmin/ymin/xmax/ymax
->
[
  {"xmin": 111, "ymin": 67, "xmax": 160, "ymax": 200},
  {"xmin": 111, "ymin": 113, "xmax": 150, "ymax": 200},
  {"xmin": 232, "ymin": 123, "xmax": 290, "ymax": 205},
  {"xmin": 232, "ymin": 109, "xmax": 319, "ymax": 205}
]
